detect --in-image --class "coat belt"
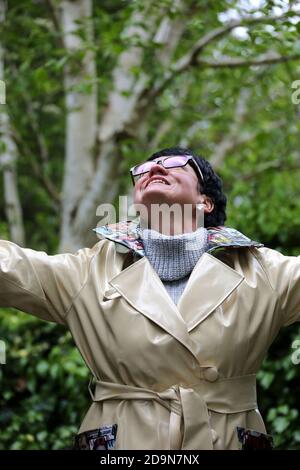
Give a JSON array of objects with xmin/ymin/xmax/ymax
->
[{"xmin": 88, "ymin": 374, "xmax": 257, "ymax": 450}]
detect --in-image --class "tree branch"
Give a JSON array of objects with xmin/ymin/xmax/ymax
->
[
  {"xmin": 239, "ymin": 160, "xmax": 300, "ymax": 181},
  {"xmin": 180, "ymin": 12, "xmax": 299, "ymax": 60},
  {"xmin": 139, "ymin": 10, "xmax": 300, "ymax": 104},
  {"xmin": 197, "ymin": 52, "xmax": 300, "ymax": 68},
  {"xmin": 8, "ymin": 62, "xmax": 61, "ymax": 207},
  {"xmin": 44, "ymin": 0, "xmax": 65, "ymax": 49},
  {"xmin": 11, "ymin": 128, "xmax": 61, "ymax": 211},
  {"xmin": 6, "ymin": 89, "xmax": 61, "ymax": 207}
]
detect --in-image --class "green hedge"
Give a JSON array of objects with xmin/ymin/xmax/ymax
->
[
  {"xmin": 1, "ymin": 308, "xmax": 300, "ymax": 449},
  {"xmin": 0, "ymin": 309, "xmax": 89, "ymax": 450}
]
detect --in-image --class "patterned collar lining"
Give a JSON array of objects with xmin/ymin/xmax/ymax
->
[{"xmin": 93, "ymin": 220, "xmax": 263, "ymax": 257}]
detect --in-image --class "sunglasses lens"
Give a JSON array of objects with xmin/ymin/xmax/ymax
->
[
  {"xmin": 133, "ymin": 174, "xmax": 142, "ymax": 184},
  {"xmin": 131, "ymin": 155, "xmax": 196, "ymax": 185},
  {"xmin": 163, "ymin": 156, "xmax": 188, "ymax": 168},
  {"xmin": 132, "ymin": 161, "xmax": 153, "ymax": 176}
]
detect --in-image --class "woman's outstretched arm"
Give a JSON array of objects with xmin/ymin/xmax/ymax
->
[{"xmin": 0, "ymin": 239, "xmax": 97, "ymax": 324}]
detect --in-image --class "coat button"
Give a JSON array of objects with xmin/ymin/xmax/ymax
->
[{"xmin": 203, "ymin": 367, "xmax": 219, "ymax": 382}]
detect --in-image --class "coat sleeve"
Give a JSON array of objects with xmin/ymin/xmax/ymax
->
[
  {"xmin": 0, "ymin": 239, "xmax": 101, "ymax": 325},
  {"xmin": 255, "ymin": 246, "xmax": 300, "ymax": 327}
]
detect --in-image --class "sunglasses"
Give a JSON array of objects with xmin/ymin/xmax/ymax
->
[{"xmin": 130, "ymin": 155, "xmax": 204, "ymax": 186}]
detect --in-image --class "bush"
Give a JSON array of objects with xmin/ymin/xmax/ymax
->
[{"xmin": 0, "ymin": 308, "xmax": 89, "ymax": 450}]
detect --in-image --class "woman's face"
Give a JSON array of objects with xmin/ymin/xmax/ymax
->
[{"xmin": 133, "ymin": 159, "xmax": 201, "ymax": 208}]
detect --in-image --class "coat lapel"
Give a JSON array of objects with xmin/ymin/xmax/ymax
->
[
  {"xmin": 109, "ymin": 256, "xmax": 198, "ymax": 358},
  {"xmin": 177, "ymin": 252, "xmax": 244, "ymax": 332},
  {"xmin": 95, "ymin": 220, "xmax": 262, "ymax": 340}
]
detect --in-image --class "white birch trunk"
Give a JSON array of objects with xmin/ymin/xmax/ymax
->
[
  {"xmin": 59, "ymin": 3, "xmax": 186, "ymax": 251},
  {"xmin": 72, "ymin": 10, "xmax": 186, "ymax": 248},
  {"xmin": 0, "ymin": 0, "xmax": 25, "ymax": 246},
  {"xmin": 59, "ymin": 0, "xmax": 97, "ymax": 252},
  {"xmin": 70, "ymin": 11, "xmax": 156, "ymax": 248}
]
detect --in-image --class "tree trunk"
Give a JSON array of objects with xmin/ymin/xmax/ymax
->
[
  {"xmin": 59, "ymin": 0, "xmax": 97, "ymax": 252},
  {"xmin": 0, "ymin": 0, "xmax": 25, "ymax": 246},
  {"xmin": 68, "ymin": 8, "xmax": 186, "ymax": 250},
  {"xmin": 65, "ymin": 9, "xmax": 157, "ymax": 250}
]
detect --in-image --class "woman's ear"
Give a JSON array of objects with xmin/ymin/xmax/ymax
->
[{"xmin": 198, "ymin": 195, "xmax": 214, "ymax": 214}]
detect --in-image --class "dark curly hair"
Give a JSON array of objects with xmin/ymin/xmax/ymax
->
[{"xmin": 147, "ymin": 147, "xmax": 227, "ymax": 228}]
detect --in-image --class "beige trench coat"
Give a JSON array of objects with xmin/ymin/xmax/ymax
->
[{"xmin": 0, "ymin": 223, "xmax": 299, "ymax": 450}]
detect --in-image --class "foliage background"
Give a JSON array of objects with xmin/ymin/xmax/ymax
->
[{"xmin": 1, "ymin": 0, "xmax": 300, "ymax": 449}]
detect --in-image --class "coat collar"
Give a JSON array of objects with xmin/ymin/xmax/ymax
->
[
  {"xmin": 93, "ymin": 220, "xmax": 263, "ymax": 256},
  {"xmin": 94, "ymin": 221, "xmax": 263, "ymax": 358},
  {"xmin": 108, "ymin": 251, "xmax": 246, "ymax": 359}
]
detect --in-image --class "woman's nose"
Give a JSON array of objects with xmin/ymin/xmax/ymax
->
[{"xmin": 148, "ymin": 162, "xmax": 168, "ymax": 178}]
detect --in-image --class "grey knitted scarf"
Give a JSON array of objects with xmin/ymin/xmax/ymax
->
[
  {"xmin": 140, "ymin": 227, "xmax": 208, "ymax": 305},
  {"xmin": 141, "ymin": 227, "xmax": 208, "ymax": 281}
]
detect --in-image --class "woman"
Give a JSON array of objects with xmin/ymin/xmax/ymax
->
[{"xmin": 0, "ymin": 147, "xmax": 298, "ymax": 449}]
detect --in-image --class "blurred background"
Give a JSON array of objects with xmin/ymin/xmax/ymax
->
[{"xmin": 1, "ymin": 0, "xmax": 300, "ymax": 449}]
